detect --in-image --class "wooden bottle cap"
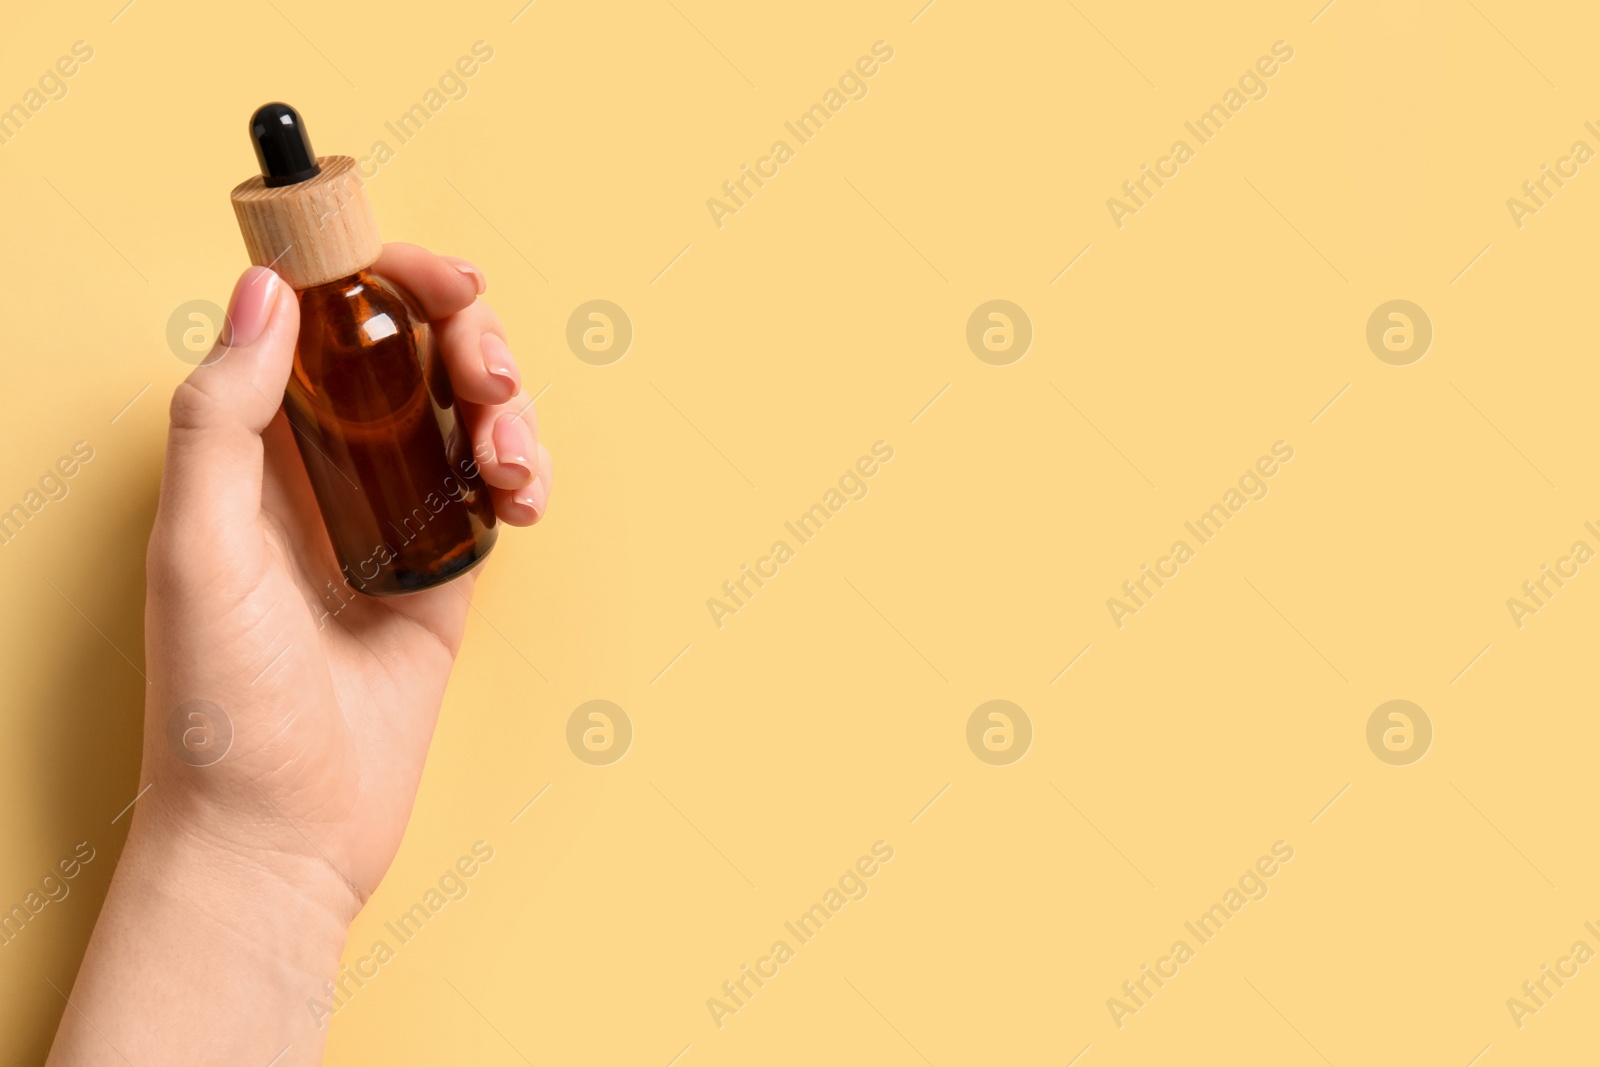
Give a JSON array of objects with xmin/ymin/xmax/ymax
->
[{"xmin": 230, "ymin": 155, "xmax": 382, "ymax": 290}]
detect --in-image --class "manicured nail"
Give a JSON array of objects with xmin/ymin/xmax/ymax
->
[
  {"xmin": 493, "ymin": 412, "xmax": 534, "ymax": 482},
  {"xmin": 481, "ymin": 333, "xmax": 520, "ymax": 397},
  {"xmin": 513, "ymin": 477, "xmax": 547, "ymax": 522},
  {"xmin": 451, "ymin": 259, "xmax": 486, "ymax": 295},
  {"xmin": 220, "ymin": 266, "xmax": 281, "ymax": 348}
]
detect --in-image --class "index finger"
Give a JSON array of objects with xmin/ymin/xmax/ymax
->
[{"xmin": 371, "ymin": 242, "xmax": 484, "ymax": 320}]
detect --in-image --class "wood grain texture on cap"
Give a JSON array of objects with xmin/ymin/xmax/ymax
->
[{"xmin": 230, "ymin": 155, "xmax": 383, "ymax": 290}]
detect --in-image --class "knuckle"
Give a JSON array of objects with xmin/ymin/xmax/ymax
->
[
  {"xmin": 144, "ymin": 521, "xmax": 195, "ymax": 592},
  {"xmin": 167, "ymin": 380, "xmax": 219, "ymax": 432}
]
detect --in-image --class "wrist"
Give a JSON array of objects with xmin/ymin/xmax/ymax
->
[
  {"xmin": 48, "ymin": 794, "xmax": 358, "ymax": 1065},
  {"xmin": 121, "ymin": 790, "xmax": 358, "ymax": 977}
]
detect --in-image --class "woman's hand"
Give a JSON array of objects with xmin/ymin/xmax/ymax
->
[{"xmin": 47, "ymin": 245, "xmax": 550, "ymax": 1066}]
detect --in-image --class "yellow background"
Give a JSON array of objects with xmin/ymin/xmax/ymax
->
[{"xmin": 2, "ymin": 0, "xmax": 1597, "ymax": 1063}]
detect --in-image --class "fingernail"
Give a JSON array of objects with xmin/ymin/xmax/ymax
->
[
  {"xmin": 452, "ymin": 260, "xmax": 486, "ymax": 295},
  {"xmin": 220, "ymin": 267, "xmax": 281, "ymax": 348},
  {"xmin": 513, "ymin": 477, "xmax": 547, "ymax": 522},
  {"xmin": 493, "ymin": 412, "xmax": 534, "ymax": 482},
  {"xmin": 482, "ymin": 333, "xmax": 520, "ymax": 397}
]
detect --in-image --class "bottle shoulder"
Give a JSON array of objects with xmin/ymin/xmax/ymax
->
[
  {"xmin": 297, "ymin": 269, "xmax": 427, "ymax": 332},
  {"xmin": 286, "ymin": 268, "xmax": 451, "ymax": 418}
]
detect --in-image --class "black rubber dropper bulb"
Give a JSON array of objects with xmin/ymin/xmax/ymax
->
[{"xmin": 250, "ymin": 102, "xmax": 321, "ymax": 188}]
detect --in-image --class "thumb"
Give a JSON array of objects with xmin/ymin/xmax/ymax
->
[{"xmin": 155, "ymin": 266, "xmax": 298, "ymax": 541}]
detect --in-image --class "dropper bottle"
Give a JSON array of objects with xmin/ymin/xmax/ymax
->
[{"xmin": 230, "ymin": 102, "xmax": 496, "ymax": 595}]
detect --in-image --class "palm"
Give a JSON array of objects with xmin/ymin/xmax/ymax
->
[{"xmin": 263, "ymin": 412, "xmax": 473, "ymax": 896}]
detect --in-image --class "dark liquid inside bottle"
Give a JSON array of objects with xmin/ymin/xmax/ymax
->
[{"xmin": 282, "ymin": 269, "xmax": 496, "ymax": 596}]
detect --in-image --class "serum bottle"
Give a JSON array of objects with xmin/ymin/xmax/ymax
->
[{"xmin": 230, "ymin": 103, "xmax": 496, "ymax": 596}]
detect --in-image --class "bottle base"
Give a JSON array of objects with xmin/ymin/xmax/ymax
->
[{"xmin": 354, "ymin": 534, "xmax": 497, "ymax": 597}]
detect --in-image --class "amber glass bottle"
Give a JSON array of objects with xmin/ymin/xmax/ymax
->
[
  {"xmin": 286, "ymin": 269, "xmax": 495, "ymax": 594},
  {"xmin": 231, "ymin": 103, "xmax": 495, "ymax": 595}
]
